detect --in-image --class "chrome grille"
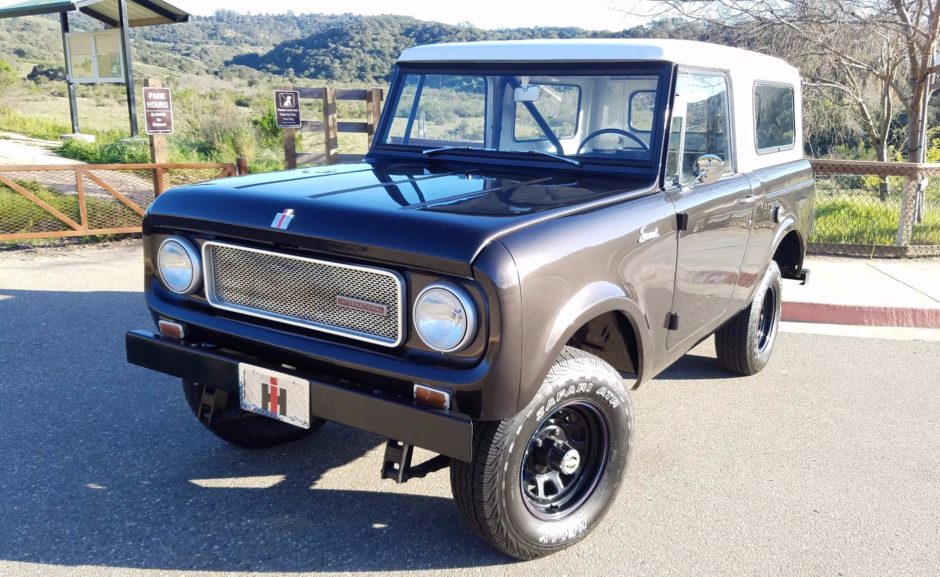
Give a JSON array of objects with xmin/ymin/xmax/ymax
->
[{"xmin": 202, "ymin": 242, "xmax": 403, "ymax": 346}]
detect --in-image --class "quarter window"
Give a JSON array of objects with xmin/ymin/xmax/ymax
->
[{"xmin": 754, "ymin": 83, "xmax": 795, "ymax": 152}]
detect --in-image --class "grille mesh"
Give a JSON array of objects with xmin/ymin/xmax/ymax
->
[{"xmin": 204, "ymin": 243, "xmax": 402, "ymax": 345}]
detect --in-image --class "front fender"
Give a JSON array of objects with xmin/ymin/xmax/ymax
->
[{"xmin": 518, "ymin": 281, "xmax": 653, "ymax": 412}]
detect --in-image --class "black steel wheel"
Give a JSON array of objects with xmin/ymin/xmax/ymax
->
[
  {"xmin": 715, "ymin": 260, "xmax": 783, "ymax": 376},
  {"xmin": 521, "ymin": 402, "xmax": 610, "ymax": 520},
  {"xmin": 182, "ymin": 380, "xmax": 324, "ymax": 449},
  {"xmin": 451, "ymin": 347, "xmax": 633, "ymax": 560}
]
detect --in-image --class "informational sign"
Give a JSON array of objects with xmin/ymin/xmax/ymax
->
[
  {"xmin": 143, "ymin": 87, "xmax": 174, "ymax": 135},
  {"xmin": 66, "ymin": 30, "xmax": 124, "ymax": 84},
  {"xmin": 274, "ymin": 90, "xmax": 302, "ymax": 128}
]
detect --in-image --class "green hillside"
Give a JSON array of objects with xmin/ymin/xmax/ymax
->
[{"xmin": 0, "ymin": 11, "xmax": 692, "ymax": 82}]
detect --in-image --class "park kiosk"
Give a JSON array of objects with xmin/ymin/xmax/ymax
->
[{"xmin": 0, "ymin": 0, "xmax": 189, "ymax": 137}]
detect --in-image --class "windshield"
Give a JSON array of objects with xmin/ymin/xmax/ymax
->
[{"xmin": 379, "ymin": 66, "xmax": 668, "ymax": 166}]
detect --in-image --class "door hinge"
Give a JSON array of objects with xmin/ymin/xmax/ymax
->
[
  {"xmin": 676, "ymin": 213, "xmax": 689, "ymax": 231},
  {"xmin": 667, "ymin": 313, "xmax": 680, "ymax": 331}
]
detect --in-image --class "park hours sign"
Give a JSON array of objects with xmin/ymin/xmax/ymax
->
[{"xmin": 143, "ymin": 87, "xmax": 174, "ymax": 135}]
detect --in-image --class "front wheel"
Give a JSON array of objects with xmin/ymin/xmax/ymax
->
[
  {"xmin": 450, "ymin": 347, "xmax": 633, "ymax": 559},
  {"xmin": 714, "ymin": 260, "xmax": 783, "ymax": 376},
  {"xmin": 182, "ymin": 380, "xmax": 325, "ymax": 448}
]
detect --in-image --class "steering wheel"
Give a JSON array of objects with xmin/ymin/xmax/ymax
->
[{"xmin": 576, "ymin": 128, "xmax": 649, "ymax": 155}]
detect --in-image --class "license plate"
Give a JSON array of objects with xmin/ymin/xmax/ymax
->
[{"xmin": 238, "ymin": 363, "xmax": 311, "ymax": 429}]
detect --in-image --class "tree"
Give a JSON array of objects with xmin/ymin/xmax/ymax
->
[{"xmin": 632, "ymin": 0, "xmax": 940, "ymax": 214}]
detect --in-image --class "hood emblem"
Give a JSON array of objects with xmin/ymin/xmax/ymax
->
[{"xmin": 271, "ymin": 209, "xmax": 295, "ymax": 230}]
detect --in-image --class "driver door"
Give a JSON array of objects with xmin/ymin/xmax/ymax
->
[{"xmin": 666, "ymin": 70, "xmax": 755, "ymax": 349}]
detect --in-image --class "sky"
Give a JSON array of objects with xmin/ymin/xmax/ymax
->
[{"xmin": 170, "ymin": 0, "xmax": 657, "ymax": 31}]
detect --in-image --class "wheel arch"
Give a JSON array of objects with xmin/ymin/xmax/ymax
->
[
  {"xmin": 517, "ymin": 281, "xmax": 652, "ymax": 413},
  {"xmin": 771, "ymin": 226, "xmax": 805, "ymax": 280}
]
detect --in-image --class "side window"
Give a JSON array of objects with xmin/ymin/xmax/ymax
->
[
  {"xmin": 666, "ymin": 72, "xmax": 732, "ymax": 186},
  {"xmin": 754, "ymin": 83, "xmax": 794, "ymax": 152},
  {"xmin": 513, "ymin": 84, "xmax": 580, "ymax": 141},
  {"xmin": 628, "ymin": 91, "xmax": 656, "ymax": 132}
]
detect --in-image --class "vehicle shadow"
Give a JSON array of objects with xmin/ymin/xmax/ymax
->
[
  {"xmin": 656, "ymin": 351, "xmax": 738, "ymax": 380},
  {"xmin": 0, "ymin": 289, "xmax": 509, "ymax": 572}
]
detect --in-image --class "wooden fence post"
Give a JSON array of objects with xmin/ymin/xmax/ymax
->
[
  {"xmin": 366, "ymin": 88, "xmax": 383, "ymax": 147},
  {"xmin": 323, "ymin": 87, "xmax": 338, "ymax": 164},
  {"xmin": 284, "ymin": 127, "xmax": 297, "ymax": 170},
  {"xmin": 146, "ymin": 78, "xmax": 167, "ymax": 195},
  {"xmin": 236, "ymin": 157, "xmax": 249, "ymax": 176},
  {"xmin": 75, "ymin": 168, "xmax": 88, "ymax": 231}
]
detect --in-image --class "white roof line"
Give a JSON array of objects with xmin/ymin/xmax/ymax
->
[{"xmin": 398, "ymin": 39, "xmax": 797, "ymax": 75}]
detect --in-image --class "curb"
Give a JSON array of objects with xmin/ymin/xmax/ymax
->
[{"xmin": 782, "ymin": 302, "xmax": 940, "ymax": 329}]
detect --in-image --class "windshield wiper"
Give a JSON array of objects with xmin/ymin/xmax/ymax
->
[
  {"xmin": 422, "ymin": 146, "xmax": 483, "ymax": 156},
  {"xmin": 520, "ymin": 150, "xmax": 582, "ymax": 167},
  {"xmin": 422, "ymin": 146, "xmax": 582, "ymax": 167}
]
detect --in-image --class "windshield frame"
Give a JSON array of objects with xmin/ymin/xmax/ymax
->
[{"xmin": 369, "ymin": 61, "xmax": 674, "ymax": 176}]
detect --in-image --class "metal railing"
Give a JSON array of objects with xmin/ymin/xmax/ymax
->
[
  {"xmin": 0, "ymin": 162, "xmax": 241, "ymax": 242},
  {"xmin": 808, "ymin": 159, "xmax": 940, "ymax": 257}
]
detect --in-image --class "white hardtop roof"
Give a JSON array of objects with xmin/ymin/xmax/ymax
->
[{"xmin": 398, "ymin": 38, "xmax": 797, "ymax": 74}]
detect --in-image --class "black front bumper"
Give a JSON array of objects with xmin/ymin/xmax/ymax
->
[{"xmin": 126, "ymin": 330, "xmax": 473, "ymax": 461}]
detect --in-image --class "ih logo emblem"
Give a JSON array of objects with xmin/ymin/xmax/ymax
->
[
  {"xmin": 261, "ymin": 377, "xmax": 288, "ymax": 416},
  {"xmin": 271, "ymin": 209, "xmax": 294, "ymax": 230}
]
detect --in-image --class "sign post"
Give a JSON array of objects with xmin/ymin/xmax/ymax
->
[
  {"xmin": 275, "ymin": 90, "xmax": 302, "ymax": 169},
  {"xmin": 143, "ymin": 79, "xmax": 173, "ymax": 194}
]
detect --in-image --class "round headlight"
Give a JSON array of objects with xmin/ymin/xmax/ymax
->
[
  {"xmin": 413, "ymin": 283, "xmax": 477, "ymax": 353},
  {"xmin": 157, "ymin": 236, "xmax": 201, "ymax": 295}
]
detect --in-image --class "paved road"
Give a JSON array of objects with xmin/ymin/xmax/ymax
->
[{"xmin": 1, "ymin": 243, "xmax": 938, "ymax": 577}]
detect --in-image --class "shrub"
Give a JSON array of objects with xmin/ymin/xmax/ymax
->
[
  {"xmin": 27, "ymin": 64, "xmax": 66, "ymax": 83},
  {"xmin": 0, "ymin": 59, "xmax": 17, "ymax": 88},
  {"xmin": 58, "ymin": 139, "xmax": 150, "ymax": 164}
]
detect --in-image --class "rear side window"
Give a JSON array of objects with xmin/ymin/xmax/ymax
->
[
  {"xmin": 754, "ymin": 83, "xmax": 795, "ymax": 152},
  {"xmin": 514, "ymin": 84, "xmax": 580, "ymax": 141}
]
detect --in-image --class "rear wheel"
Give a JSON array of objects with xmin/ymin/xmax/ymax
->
[
  {"xmin": 715, "ymin": 261, "xmax": 782, "ymax": 376},
  {"xmin": 182, "ymin": 380, "xmax": 324, "ymax": 448},
  {"xmin": 450, "ymin": 347, "xmax": 633, "ymax": 559}
]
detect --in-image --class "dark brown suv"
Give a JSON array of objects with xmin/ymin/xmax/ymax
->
[{"xmin": 126, "ymin": 39, "xmax": 814, "ymax": 559}]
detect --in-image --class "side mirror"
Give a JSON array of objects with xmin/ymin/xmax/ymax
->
[{"xmin": 692, "ymin": 154, "xmax": 724, "ymax": 185}]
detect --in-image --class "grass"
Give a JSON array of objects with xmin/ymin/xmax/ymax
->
[{"xmin": 812, "ymin": 183, "xmax": 940, "ymax": 245}]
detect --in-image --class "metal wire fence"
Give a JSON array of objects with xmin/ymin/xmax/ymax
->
[
  {"xmin": 808, "ymin": 160, "xmax": 940, "ymax": 257},
  {"xmin": 0, "ymin": 162, "xmax": 239, "ymax": 242}
]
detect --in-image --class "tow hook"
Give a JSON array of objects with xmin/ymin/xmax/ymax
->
[{"xmin": 381, "ymin": 439, "xmax": 450, "ymax": 483}]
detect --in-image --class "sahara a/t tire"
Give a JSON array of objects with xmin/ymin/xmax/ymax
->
[
  {"xmin": 715, "ymin": 260, "xmax": 783, "ymax": 376},
  {"xmin": 182, "ymin": 379, "xmax": 324, "ymax": 449},
  {"xmin": 450, "ymin": 347, "xmax": 633, "ymax": 560}
]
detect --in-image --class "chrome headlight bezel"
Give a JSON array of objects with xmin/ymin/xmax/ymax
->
[
  {"xmin": 156, "ymin": 236, "xmax": 202, "ymax": 295},
  {"xmin": 412, "ymin": 282, "xmax": 477, "ymax": 353}
]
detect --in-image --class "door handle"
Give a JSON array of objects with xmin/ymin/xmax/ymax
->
[{"xmin": 737, "ymin": 195, "xmax": 757, "ymax": 204}]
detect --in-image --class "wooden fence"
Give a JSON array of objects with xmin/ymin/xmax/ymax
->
[
  {"xmin": 283, "ymin": 87, "xmax": 384, "ymax": 169},
  {"xmin": 0, "ymin": 161, "xmax": 243, "ymax": 242}
]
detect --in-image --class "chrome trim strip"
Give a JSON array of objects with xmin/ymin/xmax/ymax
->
[{"xmin": 201, "ymin": 241, "xmax": 405, "ymax": 348}]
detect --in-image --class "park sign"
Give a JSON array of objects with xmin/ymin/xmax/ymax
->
[
  {"xmin": 143, "ymin": 87, "xmax": 174, "ymax": 135},
  {"xmin": 275, "ymin": 90, "xmax": 302, "ymax": 128}
]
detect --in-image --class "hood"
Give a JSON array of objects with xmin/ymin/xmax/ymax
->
[{"xmin": 146, "ymin": 161, "xmax": 647, "ymax": 275}]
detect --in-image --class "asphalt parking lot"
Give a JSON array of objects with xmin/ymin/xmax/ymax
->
[{"xmin": 1, "ymin": 241, "xmax": 938, "ymax": 577}]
